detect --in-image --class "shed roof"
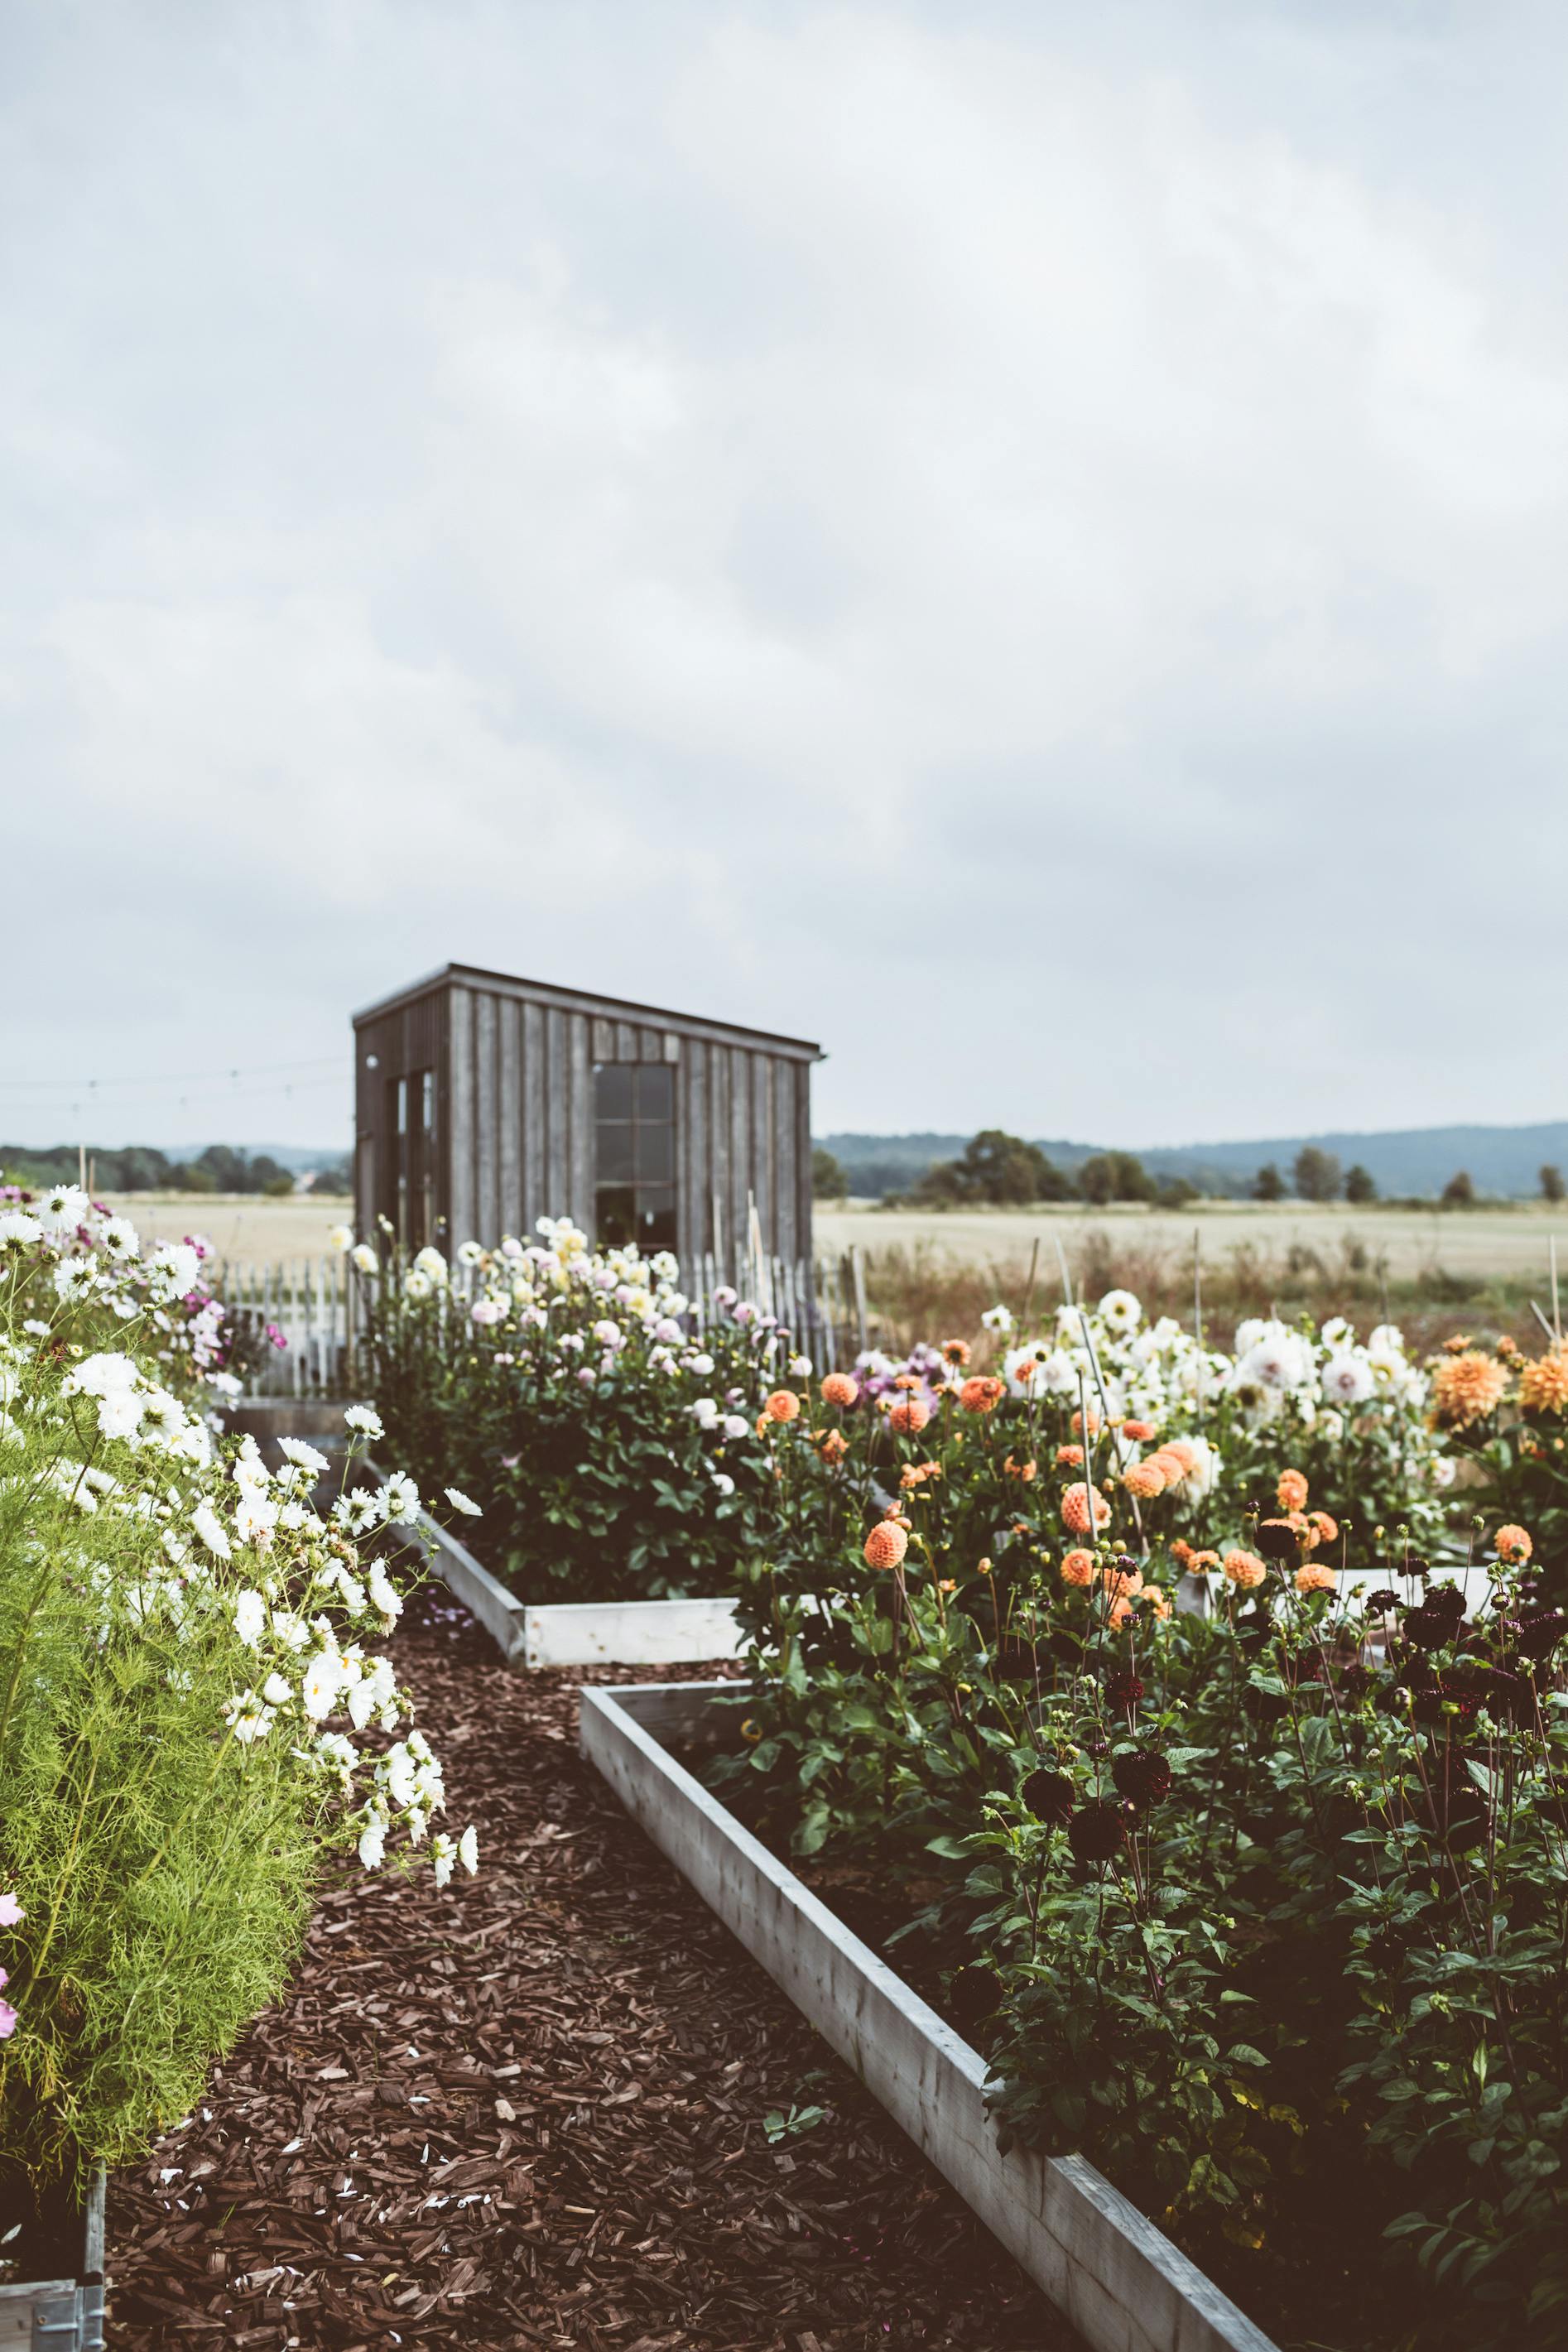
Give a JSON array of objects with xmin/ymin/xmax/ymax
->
[{"xmin": 353, "ymin": 961, "xmax": 823, "ymax": 1062}]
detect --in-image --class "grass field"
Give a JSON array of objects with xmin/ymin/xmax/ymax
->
[{"xmin": 94, "ymin": 1191, "xmax": 353, "ymax": 1264}]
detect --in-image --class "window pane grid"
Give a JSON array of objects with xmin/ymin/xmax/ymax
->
[{"xmin": 594, "ymin": 1062, "xmax": 676, "ymax": 1249}]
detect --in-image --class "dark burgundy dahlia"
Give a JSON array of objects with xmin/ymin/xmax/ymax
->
[
  {"xmin": 1112, "ymin": 1752, "xmax": 1172, "ymax": 1808},
  {"xmin": 1068, "ymin": 1799, "xmax": 1132, "ymax": 1863},
  {"xmin": 1104, "ymin": 1668, "xmax": 1144, "ymax": 1711},
  {"xmin": 1021, "ymin": 1768, "xmax": 1076, "ymax": 1824}
]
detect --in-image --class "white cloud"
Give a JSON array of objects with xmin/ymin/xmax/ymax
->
[{"xmin": 2, "ymin": 1, "xmax": 1565, "ymax": 1146}]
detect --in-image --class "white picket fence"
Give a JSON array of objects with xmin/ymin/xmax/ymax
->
[{"xmin": 219, "ymin": 1243, "xmax": 871, "ymax": 1398}]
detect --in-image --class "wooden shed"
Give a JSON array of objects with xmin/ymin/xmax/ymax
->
[{"xmin": 352, "ymin": 962, "xmax": 821, "ymax": 1273}]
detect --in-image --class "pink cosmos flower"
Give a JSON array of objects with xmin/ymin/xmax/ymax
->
[
  {"xmin": 0, "ymin": 1893, "xmax": 22, "ymax": 1926},
  {"xmin": 0, "ymin": 1999, "xmax": 17, "ymax": 2040}
]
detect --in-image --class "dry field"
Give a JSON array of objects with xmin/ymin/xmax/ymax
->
[
  {"xmin": 94, "ymin": 1191, "xmax": 351, "ymax": 1265},
  {"xmin": 812, "ymin": 1201, "xmax": 1568, "ymax": 1286}
]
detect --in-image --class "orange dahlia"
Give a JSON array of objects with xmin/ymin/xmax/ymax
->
[
  {"xmin": 1495, "ymin": 1523, "xmax": 1533, "ymax": 1564},
  {"xmin": 1520, "ymin": 1349, "xmax": 1568, "ymax": 1416},
  {"xmin": 1059, "ymin": 1547, "xmax": 1097, "ymax": 1588},
  {"xmin": 1056, "ymin": 1443, "xmax": 1085, "ymax": 1468},
  {"xmin": 820, "ymin": 1372, "xmax": 859, "ymax": 1409},
  {"xmin": 863, "ymin": 1521, "xmax": 908, "ymax": 1570},
  {"xmin": 1120, "ymin": 1418, "xmax": 1157, "ymax": 1442},
  {"xmin": 960, "ymin": 1374, "xmax": 1005, "ymax": 1415},
  {"xmin": 1061, "ymin": 1482, "xmax": 1112, "ymax": 1536},
  {"xmin": 941, "ymin": 1338, "xmax": 972, "ymax": 1367},
  {"xmin": 1070, "ymin": 1407, "xmax": 1102, "ymax": 1437},
  {"xmin": 1003, "ymin": 1455, "xmax": 1037, "ymax": 1482},
  {"xmin": 887, "ymin": 1396, "xmax": 931, "ymax": 1436},
  {"xmin": 1123, "ymin": 1461, "xmax": 1167, "ymax": 1499},
  {"xmin": 1295, "ymin": 1561, "xmax": 1337, "ymax": 1596},
  {"xmin": 1162, "ymin": 1440, "xmax": 1200, "ymax": 1474},
  {"xmin": 764, "ymin": 1388, "xmax": 801, "ymax": 1423},
  {"xmin": 1277, "ymin": 1468, "xmax": 1309, "ymax": 1513},
  {"xmin": 1307, "ymin": 1510, "xmax": 1339, "ymax": 1548},
  {"xmin": 1431, "ymin": 1351, "xmax": 1508, "ymax": 1430},
  {"xmin": 814, "ymin": 1427, "xmax": 849, "ymax": 1465},
  {"xmin": 1223, "ymin": 1548, "xmax": 1267, "ymax": 1591}
]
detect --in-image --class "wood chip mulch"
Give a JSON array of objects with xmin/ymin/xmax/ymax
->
[{"xmin": 106, "ymin": 1593, "xmax": 1073, "ymax": 2350}]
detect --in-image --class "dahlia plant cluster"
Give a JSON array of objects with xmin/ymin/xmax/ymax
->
[
  {"xmin": 0, "ymin": 1190, "xmax": 474, "ymax": 2205},
  {"xmin": 1425, "ymin": 1330, "xmax": 1568, "ymax": 1601},
  {"xmin": 714, "ymin": 1360, "xmax": 1568, "ymax": 2350}
]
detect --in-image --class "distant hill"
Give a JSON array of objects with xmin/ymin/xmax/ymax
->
[{"xmin": 818, "ymin": 1123, "xmax": 1568, "ymax": 1202}]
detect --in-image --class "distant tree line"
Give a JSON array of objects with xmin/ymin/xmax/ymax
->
[
  {"xmin": 1, "ymin": 1143, "xmax": 352, "ymax": 1196},
  {"xmin": 883, "ymin": 1130, "xmax": 1201, "ymax": 1210},
  {"xmin": 813, "ymin": 1134, "xmax": 1568, "ymax": 1211}
]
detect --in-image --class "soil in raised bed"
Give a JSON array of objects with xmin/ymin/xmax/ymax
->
[{"xmin": 104, "ymin": 1594, "xmax": 1075, "ymax": 2350}]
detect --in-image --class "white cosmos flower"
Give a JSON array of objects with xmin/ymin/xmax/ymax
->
[
  {"xmin": 279, "ymin": 1436, "xmax": 330, "ymax": 1473},
  {"xmin": 444, "ymin": 1487, "xmax": 481, "ymax": 1517},
  {"xmin": 222, "ymin": 1691, "xmax": 275, "ymax": 1744},
  {"xmin": 147, "ymin": 1243, "xmax": 201, "ymax": 1299},
  {"xmin": 191, "ymin": 1501, "xmax": 232, "ymax": 1560},
  {"xmin": 430, "ymin": 1832, "xmax": 457, "ymax": 1888},
  {"xmin": 382, "ymin": 1472, "xmax": 420, "ymax": 1522},
  {"xmin": 358, "ymin": 1813, "xmax": 388, "ymax": 1869},
  {"xmin": 326, "ymin": 1225, "xmax": 353, "ymax": 1253},
  {"xmin": 272, "ymin": 1608, "xmax": 310, "ymax": 1652},
  {"xmin": 459, "ymin": 1825, "xmax": 479, "ymax": 1875},
  {"xmin": 412, "ymin": 1246, "xmax": 448, "ymax": 1284},
  {"xmin": 333, "ymin": 1488, "xmax": 386, "ymax": 1536},
  {"xmin": 36, "ymin": 1184, "xmax": 91, "ymax": 1232},
  {"xmin": 981, "ymin": 1303, "xmax": 1014, "ymax": 1333},
  {"xmin": 1320, "ymin": 1316, "xmax": 1354, "ymax": 1349},
  {"xmin": 233, "ymin": 1589, "xmax": 267, "ymax": 1645},
  {"xmin": 98, "ymin": 1215, "xmax": 139, "ymax": 1260},
  {"xmin": 97, "ymin": 1389, "xmax": 144, "ymax": 1441},
  {"xmin": 1367, "ymin": 1323, "xmax": 1405, "ymax": 1358},
  {"xmin": 65, "ymin": 1351, "xmax": 140, "ymax": 1397},
  {"xmin": 344, "ymin": 1403, "xmax": 383, "ymax": 1438},
  {"xmin": 367, "ymin": 1561, "xmax": 403, "ymax": 1623},
  {"xmin": 457, "ymin": 1239, "xmax": 485, "ymax": 1266},
  {"xmin": 403, "ymin": 1269, "xmax": 432, "ymax": 1301},
  {"xmin": 301, "ymin": 1651, "xmax": 344, "ymax": 1720},
  {"xmin": 262, "ymin": 1671, "xmax": 292, "ymax": 1706},
  {"xmin": 0, "ymin": 1211, "xmax": 43, "ymax": 1248},
  {"xmin": 350, "ymin": 1243, "xmax": 378, "ymax": 1275},
  {"xmin": 1097, "ymin": 1289, "xmax": 1142, "ymax": 1335}
]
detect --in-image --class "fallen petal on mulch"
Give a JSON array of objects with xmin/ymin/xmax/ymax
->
[{"xmin": 108, "ymin": 1592, "xmax": 1072, "ymax": 2350}]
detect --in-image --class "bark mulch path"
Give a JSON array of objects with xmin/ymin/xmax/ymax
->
[{"xmin": 107, "ymin": 1594, "xmax": 1073, "ymax": 2350}]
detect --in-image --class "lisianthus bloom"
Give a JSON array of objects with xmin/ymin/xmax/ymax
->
[
  {"xmin": 1520, "ymin": 1349, "xmax": 1568, "ymax": 1414},
  {"xmin": 1495, "ymin": 1523, "xmax": 1533, "ymax": 1564},
  {"xmin": 888, "ymin": 1396, "xmax": 931, "ymax": 1436},
  {"xmin": 863, "ymin": 1520, "xmax": 908, "ymax": 1570},
  {"xmin": 1123, "ymin": 1461, "xmax": 1166, "ymax": 1499},
  {"xmin": 1277, "ymin": 1468, "xmax": 1309, "ymax": 1513},
  {"xmin": 1056, "ymin": 1443, "xmax": 1085, "ymax": 1468},
  {"xmin": 1120, "ymin": 1418, "xmax": 1157, "ymax": 1442},
  {"xmin": 1061, "ymin": 1482, "xmax": 1112, "ymax": 1536},
  {"xmin": 1431, "ymin": 1351, "xmax": 1508, "ymax": 1430},
  {"xmin": 1223, "ymin": 1549, "xmax": 1268, "ymax": 1590},
  {"xmin": 764, "ymin": 1389, "xmax": 801, "ymax": 1423},
  {"xmin": 1295, "ymin": 1561, "xmax": 1337, "ymax": 1595},
  {"xmin": 813, "ymin": 1427, "xmax": 849, "ymax": 1465},
  {"xmin": 1070, "ymin": 1407, "xmax": 1101, "ymax": 1437},
  {"xmin": 820, "ymin": 1372, "xmax": 859, "ymax": 1409},
  {"xmin": 960, "ymin": 1375, "xmax": 1005, "ymax": 1414},
  {"xmin": 1003, "ymin": 1455, "xmax": 1037, "ymax": 1481},
  {"xmin": 942, "ymin": 1339, "xmax": 971, "ymax": 1367},
  {"xmin": 1059, "ymin": 1547, "xmax": 1096, "ymax": 1587}
]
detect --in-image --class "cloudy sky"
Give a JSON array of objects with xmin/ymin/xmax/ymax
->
[{"xmin": 4, "ymin": 0, "xmax": 1565, "ymax": 1152}]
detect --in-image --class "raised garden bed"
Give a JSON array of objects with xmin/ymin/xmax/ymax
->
[
  {"xmin": 373, "ymin": 1469, "xmax": 744, "ymax": 1670},
  {"xmin": 0, "ymin": 2167, "xmax": 107, "ymax": 2351},
  {"xmin": 581, "ymin": 1679, "xmax": 1278, "ymax": 2352}
]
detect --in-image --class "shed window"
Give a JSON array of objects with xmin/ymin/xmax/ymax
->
[{"xmin": 594, "ymin": 1063, "xmax": 676, "ymax": 1249}]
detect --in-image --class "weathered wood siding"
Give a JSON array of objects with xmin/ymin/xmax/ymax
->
[{"xmin": 354, "ymin": 965, "xmax": 817, "ymax": 1267}]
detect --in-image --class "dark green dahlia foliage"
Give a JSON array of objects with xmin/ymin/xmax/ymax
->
[{"xmin": 720, "ymin": 1527, "xmax": 1568, "ymax": 2350}]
